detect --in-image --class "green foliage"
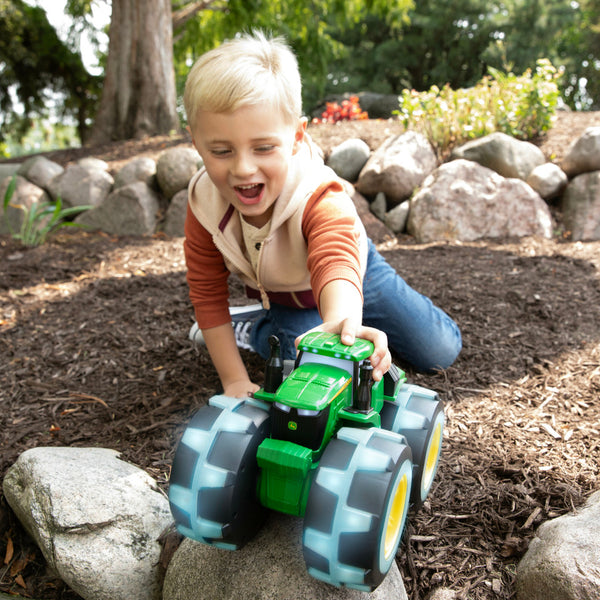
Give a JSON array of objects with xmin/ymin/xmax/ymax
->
[
  {"xmin": 307, "ymin": 0, "xmax": 594, "ymax": 115},
  {"xmin": 0, "ymin": 0, "xmax": 102, "ymax": 147},
  {"xmin": 172, "ymin": 0, "xmax": 413, "ymax": 120},
  {"xmin": 2, "ymin": 176, "xmax": 91, "ymax": 247},
  {"xmin": 397, "ymin": 59, "xmax": 561, "ymax": 158}
]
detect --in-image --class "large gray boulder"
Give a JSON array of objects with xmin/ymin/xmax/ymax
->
[
  {"xmin": 516, "ymin": 490, "xmax": 600, "ymax": 600},
  {"xmin": 407, "ymin": 159, "xmax": 553, "ymax": 243},
  {"xmin": 3, "ymin": 447, "xmax": 173, "ymax": 600},
  {"xmin": 163, "ymin": 511, "xmax": 407, "ymax": 600},
  {"xmin": 561, "ymin": 170, "xmax": 600, "ymax": 241},
  {"xmin": 48, "ymin": 162, "xmax": 113, "ymax": 208},
  {"xmin": 76, "ymin": 181, "xmax": 161, "ymax": 235},
  {"xmin": 561, "ymin": 127, "xmax": 600, "ymax": 177},
  {"xmin": 451, "ymin": 131, "xmax": 546, "ymax": 180},
  {"xmin": 357, "ymin": 131, "xmax": 438, "ymax": 206}
]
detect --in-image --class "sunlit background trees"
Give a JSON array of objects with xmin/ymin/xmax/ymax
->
[{"xmin": 1, "ymin": 0, "xmax": 598, "ymax": 156}]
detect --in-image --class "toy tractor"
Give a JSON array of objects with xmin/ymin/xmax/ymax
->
[{"xmin": 169, "ymin": 332, "xmax": 444, "ymax": 592}]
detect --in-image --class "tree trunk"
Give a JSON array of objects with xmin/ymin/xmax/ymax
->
[{"xmin": 89, "ymin": 0, "xmax": 179, "ymax": 144}]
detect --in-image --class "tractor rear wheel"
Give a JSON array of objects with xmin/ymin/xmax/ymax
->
[{"xmin": 381, "ymin": 384, "xmax": 444, "ymax": 507}]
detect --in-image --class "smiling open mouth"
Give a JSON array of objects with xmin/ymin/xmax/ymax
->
[{"xmin": 235, "ymin": 183, "xmax": 264, "ymax": 200}]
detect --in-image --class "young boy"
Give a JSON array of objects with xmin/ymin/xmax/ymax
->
[{"xmin": 183, "ymin": 31, "xmax": 461, "ymax": 398}]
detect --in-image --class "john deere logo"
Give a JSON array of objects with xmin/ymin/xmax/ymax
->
[{"xmin": 288, "ymin": 421, "xmax": 298, "ymax": 431}]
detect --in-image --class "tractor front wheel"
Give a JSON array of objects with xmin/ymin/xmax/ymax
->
[
  {"xmin": 302, "ymin": 427, "xmax": 412, "ymax": 592},
  {"xmin": 168, "ymin": 395, "xmax": 270, "ymax": 549}
]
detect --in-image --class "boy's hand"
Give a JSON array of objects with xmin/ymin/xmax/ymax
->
[
  {"xmin": 223, "ymin": 378, "xmax": 260, "ymax": 398},
  {"xmin": 295, "ymin": 318, "xmax": 392, "ymax": 381}
]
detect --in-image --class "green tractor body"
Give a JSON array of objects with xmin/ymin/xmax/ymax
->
[
  {"xmin": 254, "ymin": 333, "xmax": 395, "ymax": 516},
  {"xmin": 169, "ymin": 331, "xmax": 444, "ymax": 591}
]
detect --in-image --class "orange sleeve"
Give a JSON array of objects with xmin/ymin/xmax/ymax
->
[
  {"xmin": 183, "ymin": 203, "xmax": 232, "ymax": 328},
  {"xmin": 303, "ymin": 183, "xmax": 364, "ymax": 310}
]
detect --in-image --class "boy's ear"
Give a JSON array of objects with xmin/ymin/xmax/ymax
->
[
  {"xmin": 292, "ymin": 117, "xmax": 308, "ymax": 154},
  {"xmin": 187, "ymin": 125, "xmax": 196, "ymax": 149}
]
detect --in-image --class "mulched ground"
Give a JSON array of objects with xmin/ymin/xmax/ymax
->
[{"xmin": 1, "ymin": 113, "xmax": 600, "ymax": 599}]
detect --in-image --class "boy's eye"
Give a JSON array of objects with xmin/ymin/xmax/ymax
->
[
  {"xmin": 210, "ymin": 148, "xmax": 231, "ymax": 157},
  {"xmin": 256, "ymin": 145, "xmax": 275, "ymax": 153}
]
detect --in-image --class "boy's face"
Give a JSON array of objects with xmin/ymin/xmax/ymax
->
[{"xmin": 190, "ymin": 103, "xmax": 307, "ymax": 228}]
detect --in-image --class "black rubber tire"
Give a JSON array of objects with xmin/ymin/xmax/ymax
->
[
  {"xmin": 302, "ymin": 427, "xmax": 412, "ymax": 591},
  {"xmin": 380, "ymin": 383, "xmax": 444, "ymax": 507},
  {"xmin": 168, "ymin": 395, "xmax": 270, "ymax": 549}
]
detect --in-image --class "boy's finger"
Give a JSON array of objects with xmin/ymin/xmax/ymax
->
[{"xmin": 340, "ymin": 318, "xmax": 360, "ymax": 346}]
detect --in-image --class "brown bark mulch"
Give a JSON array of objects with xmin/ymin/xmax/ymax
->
[{"xmin": 1, "ymin": 113, "xmax": 600, "ymax": 599}]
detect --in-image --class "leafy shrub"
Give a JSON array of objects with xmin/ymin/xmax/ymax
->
[
  {"xmin": 397, "ymin": 59, "xmax": 562, "ymax": 157},
  {"xmin": 313, "ymin": 95, "xmax": 369, "ymax": 124},
  {"xmin": 2, "ymin": 175, "xmax": 91, "ymax": 247}
]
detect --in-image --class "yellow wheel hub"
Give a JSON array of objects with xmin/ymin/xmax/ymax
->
[
  {"xmin": 423, "ymin": 421, "xmax": 442, "ymax": 491},
  {"xmin": 384, "ymin": 473, "xmax": 408, "ymax": 560}
]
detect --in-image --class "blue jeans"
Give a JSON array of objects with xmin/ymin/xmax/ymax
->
[{"xmin": 250, "ymin": 239, "xmax": 462, "ymax": 372}]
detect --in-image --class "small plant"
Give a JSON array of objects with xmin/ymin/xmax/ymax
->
[
  {"xmin": 313, "ymin": 95, "xmax": 369, "ymax": 124},
  {"xmin": 397, "ymin": 58, "xmax": 562, "ymax": 158},
  {"xmin": 2, "ymin": 175, "xmax": 92, "ymax": 247}
]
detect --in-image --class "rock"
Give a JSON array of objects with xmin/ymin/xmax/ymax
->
[
  {"xmin": 0, "ymin": 175, "xmax": 51, "ymax": 235},
  {"xmin": 341, "ymin": 180, "xmax": 394, "ymax": 244},
  {"xmin": 407, "ymin": 159, "xmax": 553, "ymax": 243},
  {"xmin": 78, "ymin": 157, "xmax": 109, "ymax": 173},
  {"xmin": 76, "ymin": 181, "xmax": 161, "ymax": 235},
  {"xmin": 516, "ymin": 490, "xmax": 600, "ymax": 600},
  {"xmin": 162, "ymin": 188, "xmax": 188, "ymax": 237},
  {"xmin": 113, "ymin": 157, "xmax": 157, "ymax": 189},
  {"xmin": 48, "ymin": 163, "xmax": 114, "ymax": 208},
  {"xmin": 163, "ymin": 511, "xmax": 407, "ymax": 600},
  {"xmin": 3, "ymin": 447, "xmax": 173, "ymax": 600},
  {"xmin": 17, "ymin": 156, "xmax": 64, "ymax": 190},
  {"xmin": 357, "ymin": 131, "xmax": 438, "ymax": 206},
  {"xmin": 561, "ymin": 127, "xmax": 600, "ymax": 177},
  {"xmin": 383, "ymin": 201, "xmax": 410, "ymax": 234},
  {"xmin": 354, "ymin": 92, "xmax": 401, "ymax": 119},
  {"xmin": 561, "ymin": 171, "xmax": 600, "ymax": 241},
  {"xmin": 0, "ymin": 163, "xmax": 20, "ymax": 181},
  {"xmin": 370, "ymin": 192, "xmax": 387, "ymax": 221},
  {"xmin": 526, "ymin": 162, "xmax": 568, "ymax": 200},
  {"xmin": 156, "ymin": 147, "xmax": 202, "ymax": 199},
  {"xmin": 326, "ymin": 138, "xmax": 371, "ymax": 182},
  {"xmin": 451, "ymin": 132, "xmax": 546, "ymax": 180}
]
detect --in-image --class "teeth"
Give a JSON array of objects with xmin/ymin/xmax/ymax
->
[{"xmin": 237, "ymin": 184, "xmax": 260, "ymax": 189}]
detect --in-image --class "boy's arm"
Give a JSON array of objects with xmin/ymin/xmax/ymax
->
[
  {"xmin": 301, "ymin": 187, "xmax": 391, "ymax": 380},
  {"xmin": 184, "ymin": 205, "xmax": 258, "ymax": 397},
  {"xmin": 202, "ymin": 323, "xmax": 260, "ymax": 398}
]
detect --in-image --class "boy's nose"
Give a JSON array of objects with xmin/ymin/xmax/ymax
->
[{"xmin": 232, "ymin": 152, "xmax": 257, "ymax": 177}]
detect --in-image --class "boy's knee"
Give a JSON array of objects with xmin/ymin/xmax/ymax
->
[{"xmin": 419, "ymin": 326, "xmax": 462, "ymax": 372}]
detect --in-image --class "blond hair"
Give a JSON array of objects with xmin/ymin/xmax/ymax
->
[{"xmin": 184, "ymin": 31, "xmax": 303, "ymax": 130}]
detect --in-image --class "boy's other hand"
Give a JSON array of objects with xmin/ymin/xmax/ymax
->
[
  {"xmin": 295, "ymin": 319, "xmax": 391, "ymax": 381},
  {"xmin": 223, "ymin": 379, "xmax": 260, "ymax": 398}
]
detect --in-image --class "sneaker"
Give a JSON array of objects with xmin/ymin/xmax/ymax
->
[{"xmin": 189, "ymin": 304, "xmax": 266, "ymax": 351}]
